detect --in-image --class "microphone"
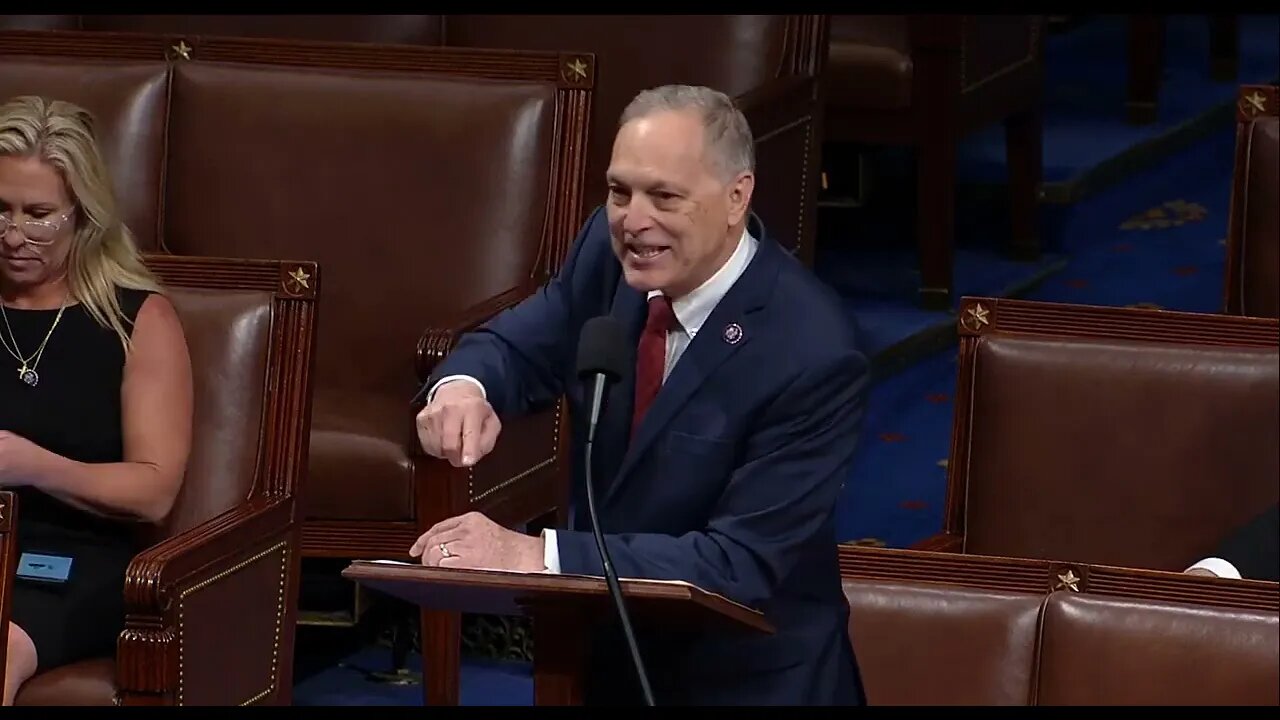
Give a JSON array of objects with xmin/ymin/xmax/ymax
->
[{"xmin": 574, "ymin": 316, "xmax": 656, "ymax": 706}]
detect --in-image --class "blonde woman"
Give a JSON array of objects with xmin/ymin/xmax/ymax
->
[{"xmin": 0, "ymin": 96, "xmax": 192, "ymax": 704}]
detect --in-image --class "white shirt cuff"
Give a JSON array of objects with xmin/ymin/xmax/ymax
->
[
  {"xmin": 427, "ymin": 375, "xmax": 486, "ymax": 405},
  {"xmin": 1186, "ymin": 557, "xmax": 1242, "ymax": 579},
  {"xmin": 541, "ymin": 528, "xmax": 561, "ymax": 574}
]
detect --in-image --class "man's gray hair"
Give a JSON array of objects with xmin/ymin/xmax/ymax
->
[{"xmin": 619, "ymin": 84, "xmax": 755, "ymax": 182}]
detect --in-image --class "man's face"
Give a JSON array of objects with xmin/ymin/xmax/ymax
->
[{"xmin": 605, "ymin": 109, "xmax": 753, "ymax": 299}]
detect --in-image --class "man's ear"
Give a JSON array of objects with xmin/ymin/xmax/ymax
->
[{"xmin": 726, "ymin": 171, "xmax": 755, "ymax": 226}]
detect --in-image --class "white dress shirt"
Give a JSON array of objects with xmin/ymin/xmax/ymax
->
[{"xmin": 426, "ymin": 228, "xmax": 759, "ymax": 572}]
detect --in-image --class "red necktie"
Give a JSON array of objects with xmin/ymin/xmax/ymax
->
[{"xmin": 632, "ymin": 294, "xmax": 676, "ymax": 438}]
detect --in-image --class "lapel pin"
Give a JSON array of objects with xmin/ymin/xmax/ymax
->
[{"xmin": 722, "ymin": 322, "xmax": 744, "ymax": 345}]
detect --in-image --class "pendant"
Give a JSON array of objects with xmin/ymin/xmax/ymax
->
[{"xmin": 18, "ymin": 365, "xmax": 38, "ymax": 387}]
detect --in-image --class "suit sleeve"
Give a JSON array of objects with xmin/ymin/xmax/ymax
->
[
  {"xmin": 553, "ymin": 350, "xmax": 869, "ymax": 609},
  {"xmin": 425, "ymin": 208, "xmax": 607, "ymax": 417},
  {"xmin": 1213, "ymin": 504, "xmax": 1280, "ymax": 582}
]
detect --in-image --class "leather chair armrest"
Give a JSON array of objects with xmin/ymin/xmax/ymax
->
[
  {"xmin": 116, "ymin": 498, "xmax": 295, "ymax": 702},
  {"xmin": 407, "ymin": 283, "xmax": 565, "ymax": 531},
  {"xmin": 125, "ymin": 498, "xmax": 293, "ymax": 605},
  {"xmin": 912, "ymin": 532, "xmax": 962, "ymax": 552},
  {"xmin": 415, "ymin": 287, "xmax": 531, "ymax": 384}
]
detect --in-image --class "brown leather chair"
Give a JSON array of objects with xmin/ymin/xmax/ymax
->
[
  {"xmin": 0, "ymin": 13, "xmax": 442, "ymax": 43},
  {"xmin": 840, "ymin": 544, "xmax": 1280, "ymax": 705},
  {"xmin": 916, "ymin": 297, "xmax": 1280, "ymax": 573},
  {"xmin": 439, "ymin": 15, "xmax": 829, "ymax": 265},
  {"xmin": 0, "ymin": 50, "xmax": 168, "ymax": 251},
  {"xmin": 12, "ymin": 255, "xmax": 319, "ymax": 706},
  {"xmin": 1037, "ymin": 593, "xmax": 1278, "ymax": 705},
  {"xmin": 0, "ymin": 15, "xmax": 80, "ymax": 31},
  {"xmin": 0, "ymin": 28, "xmax": 594, "ymax": 706},
  {"xmin": 76, "ymin": 14, "xmax": 443, "ymax": 44},
  {"xmin": 0, "ymin": 491, "xmax": 16, "ymax": 685},
  {"xmin": 157, "ymin": 36, "xmax": 591, "ymax": 706},
  {"xmin": 824, "ymin": 16, "xmax": 1045, "ymax": 309},
  {"xmin": 844, "ymin": 577, "xmax": 1044, "ymax": 705},
  {"xmin": 13, "ymin": 14, "xmax": 828, "ymax": 266},
  {"xmin": 1224, "ymin": 84, "xmax": 1279, "ymax": 318}
]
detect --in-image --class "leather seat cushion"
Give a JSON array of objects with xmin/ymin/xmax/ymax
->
[
  {"xmin": 305, "ymin": 389, "xmax": 415, "ymax": 522},
  {"xmin": 16, "ymin": 658, "xmax": 116, "ymax": 706},
  {"xmin": 827, "ymin": 15, "xmax": 912, "ymax": 111}
]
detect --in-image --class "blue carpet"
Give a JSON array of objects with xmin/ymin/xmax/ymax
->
[
  {"xmin": 836, "ymin": 349, "xmax": 956, "ymax": 548},
  {"xmin": 294, "ymin": 16, "xmax": 1274, "ymax": 706},
  {"xmin": 819, "ymin": 14, "xmax": 1277, "ymax": 360},
  {"xmin": 1022, "ymin": 125, "xmax": 1235, "ymax": 312},
  {"xmin": 960, "ymin": 13, "xmax": 1280, "ymax": 187},
  {"xmin": 294, "ymin": 645, "xmax": 532, "ymax": 706}
]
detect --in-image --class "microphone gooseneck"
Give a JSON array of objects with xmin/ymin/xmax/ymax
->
[{"xmin": 576, "ymin": 316, "xmax": 656, "ymax": 706}]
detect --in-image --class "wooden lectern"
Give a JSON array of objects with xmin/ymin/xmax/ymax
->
[{"xmin": 342, "ymin": 561, "xmax": 773, "ymax": 705}]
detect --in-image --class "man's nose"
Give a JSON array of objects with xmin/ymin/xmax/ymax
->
[{"xmin": 621, "ymin": 202, "xmax": 654, "ymax": 236}]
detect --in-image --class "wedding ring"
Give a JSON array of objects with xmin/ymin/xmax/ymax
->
[{"xmin": 439, "ymin": 543, "xmax": 452, "ymax": 558}]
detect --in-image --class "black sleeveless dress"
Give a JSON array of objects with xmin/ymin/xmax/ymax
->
[{"xmin": 0, "ymin": 287, "xmax": 150, "ymax": 671}]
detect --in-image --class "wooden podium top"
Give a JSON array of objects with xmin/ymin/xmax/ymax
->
[{"xmin": 343, "ymin": 561, "xmax": 773, "ymax": 635}]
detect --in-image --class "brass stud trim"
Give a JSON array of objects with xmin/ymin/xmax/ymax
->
[{"xmin": 177, "ymin": 540, "xmax": 290, "ymax": 706}]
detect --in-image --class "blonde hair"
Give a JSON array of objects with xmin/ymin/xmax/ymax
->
[{"xmin": 0, "ymin": 95, "xmax": 161, "ymax": 351}]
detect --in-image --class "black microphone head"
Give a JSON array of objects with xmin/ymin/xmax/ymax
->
[{"xmin": 577, "ymin": 315, "xmax": 628, "ymax": 381}]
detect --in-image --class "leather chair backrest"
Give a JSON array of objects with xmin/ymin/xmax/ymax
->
[
  {"xmin": 841, "ymin": 545, "xmax": 1280, "ymax": 706},
  {"xmin": 1227, "ymin": 104, "xmax": 1279, "ymax": 318},
  {"xmin": 9, "ymin": 15, "xmax": 819, "ymax": 260},
  {"xmin": 442, "ymin": 14, "xmax": 793, "ymax": 209},
  {"xmin": 160, "ymin": 287, "xmax": 274, "ymax": 538},
  {"xmin": 160, "ymin": 60, "xmax": 556, "ymax": 401},
  {"xmin": 1238, "ymin": 116, "xmax": 1279, "ymax": 317},
  {"xmin": 964, "ymin": 334, "xmax": 1279, "ymax": 570},
  {"xmin": 1035, "ymin": 592, "xmax": 1280, "ymax": 705},
  {"xmin": 0, "ymin": 15, "xmax": 81, "ymax": 31},
  {"xmin": 0, "ymin": 56, "xmax": 168, "ymax": 250},
  {"xmin": 843, "ymin": 577, "xmax": 1041, "ymax": 705},
  {"xmin": 77, "ymin": 14, "xmax": 443, "ymax": 45},
  {"xmin": 944, "ymin": 298, "xmax": 1280, "ymax": 573}
]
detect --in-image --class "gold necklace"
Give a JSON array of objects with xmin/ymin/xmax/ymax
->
[{"xmin": 0, "ymin": 300, "xmax": 67, "ymax": 387}]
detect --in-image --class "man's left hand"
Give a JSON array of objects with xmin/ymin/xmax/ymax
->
[{"xmin": 409, "ymin": 511, "xmax": 545, "ymax": 572}]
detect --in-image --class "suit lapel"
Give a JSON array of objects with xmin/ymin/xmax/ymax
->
[{"xmin": 604, "ymin": 224, "xmax": 782, "ymax": 505}]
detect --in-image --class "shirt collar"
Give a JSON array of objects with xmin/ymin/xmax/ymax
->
[{"xmin": 647, "ymin": 227, "xmax": 758, "ymax": 336}]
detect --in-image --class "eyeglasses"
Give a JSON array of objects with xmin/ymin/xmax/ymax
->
[{"xmin": 0, "ymin": 208, "xmax": 75, "ymax": 246}]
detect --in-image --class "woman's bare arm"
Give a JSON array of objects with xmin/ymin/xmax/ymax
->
[{"xmin": 28, "ymin": 293, "xmax": 193, "ymax": 523}]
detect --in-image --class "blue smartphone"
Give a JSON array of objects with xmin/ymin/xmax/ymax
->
[{"xmin": 16, "ymin": 552, "xmax": 73, "ymax": 584}]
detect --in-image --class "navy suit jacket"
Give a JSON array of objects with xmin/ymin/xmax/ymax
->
[
  {"xmin": 430, "ymin": 207, "xmax": 869, "ymax": 705},
  {"xmin": 1214, "ymin": 504, "xmax": 1279, "ymax": 582}
]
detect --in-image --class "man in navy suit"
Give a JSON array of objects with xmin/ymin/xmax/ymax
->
[
  {"xmin": 411, "ymin": 84, "xmax": 868, "ymax": 705},
  {"xmin": 1185, "ymin": 504, "xmax": 1279, "ymax": 581}
]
